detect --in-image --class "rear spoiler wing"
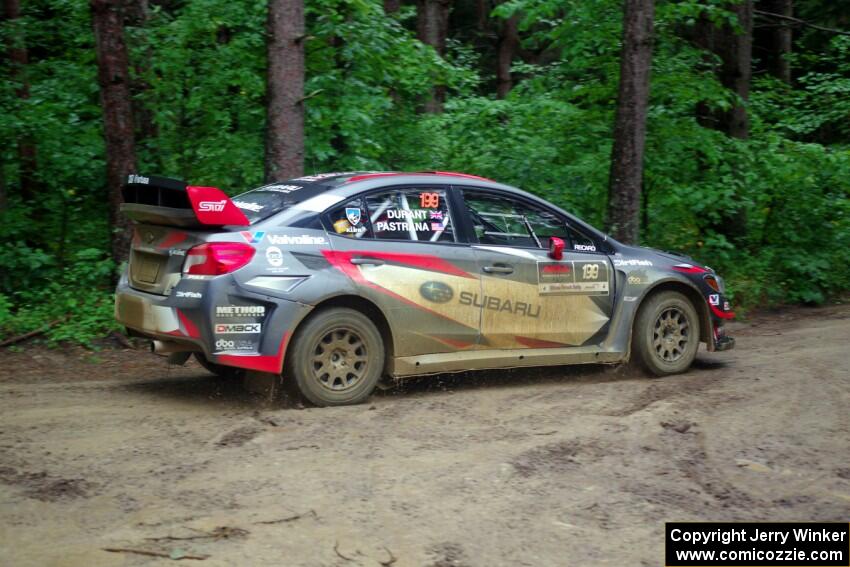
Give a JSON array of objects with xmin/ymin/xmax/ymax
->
[{"xmin": 120, "ymin": 174, "xmax": 249, "ymax": 227}]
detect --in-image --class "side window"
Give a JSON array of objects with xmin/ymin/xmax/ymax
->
[
  {"xmin": 325, "ymin": 198, "xmax": 372, "ymax": 238},
  {"xmin": 566, "ymin": 225, "xmax": 598, "ymax": 253},
  {"xmin": 464, "ymin": 191, "xmax": 570, "ymax": 249},
  {"xmin": 364, "ymin": 188, "xmax": 455, "ymax": 242}
]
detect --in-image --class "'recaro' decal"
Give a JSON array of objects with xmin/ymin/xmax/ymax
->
[{"xmin": 573, "ymin": 243, "xmax": 596, "ymax": 252}]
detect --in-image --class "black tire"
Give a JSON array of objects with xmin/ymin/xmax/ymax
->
[
  {"xmin": 193, "ymin": 352, "xmax": 246, "ymax": 380},
  {"xmin": 286, "ymin": 308, "xmax": 385, "ymax": 407},
  {"xmin": 632, "ymin": 290, "xmax": 700, "ymax": 376}
]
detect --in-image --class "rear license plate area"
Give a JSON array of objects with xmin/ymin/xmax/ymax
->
[{"xmin": 134, "ymin": 252, "xmax": 164, "ymax": 284}]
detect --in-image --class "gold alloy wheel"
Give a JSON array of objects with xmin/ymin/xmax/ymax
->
[
  {"xmin": 652, "ymin": 306, "xmax": 691, "ymax": 363},
  {"xmin": 311, "ymin": 327, "xmax": 369, "ymax": 391}
]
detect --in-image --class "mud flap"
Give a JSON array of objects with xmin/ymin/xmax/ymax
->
[{"xmin": 242, "ymin": 371, "xmax": 281, "ymax": 401}]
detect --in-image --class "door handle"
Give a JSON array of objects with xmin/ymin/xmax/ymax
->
[
  {"xmin": 483, "ymin": 264, "xmax": 514, "ymax": 275},
  {"xmin": 350, "ymin": 257, "xmax": 385, "ymax": 266}
]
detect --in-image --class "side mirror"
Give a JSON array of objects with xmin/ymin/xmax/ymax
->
[{"xmin": 548, "ymin": 237, "xmax": 565, "ymax": 261}]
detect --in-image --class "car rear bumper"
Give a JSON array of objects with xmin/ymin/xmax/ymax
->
[{"xmin": 115, "ymin": 269, "xmax": 311, "ymax": 373}]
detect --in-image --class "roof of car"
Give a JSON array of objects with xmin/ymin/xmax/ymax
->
[{"xmin": 262, "ymin": 171, "xmax": 495, "ymax": 189}]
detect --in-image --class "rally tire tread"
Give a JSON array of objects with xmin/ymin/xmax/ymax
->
[
  {"xmin": 286, "ymin": 307, "xmax": 384, "ymax": 407},
  {"xmin": 632, "ymin": 290, "xmax": 700, "ymax": 376}
]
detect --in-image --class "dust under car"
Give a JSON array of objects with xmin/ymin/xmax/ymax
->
[{"xmin": 115, "ymin": 171, "xmax": 735, "ymax": 406}]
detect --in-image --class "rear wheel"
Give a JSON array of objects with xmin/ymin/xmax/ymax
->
[
  {"xmin": 632, "ymin": 291, "xmax": 700, "ymax": 376},
  {"xmin": 193, "ymin": 352, "xmax": 246, "ymax": 380},
  {"xmin": 286, "ymin": 308, "xmax": 384, "ymax": 406}
]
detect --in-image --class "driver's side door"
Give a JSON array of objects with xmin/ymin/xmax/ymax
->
[{"xmin": 459, "ymin": 188, "xmax": 614, "ymax": 349}]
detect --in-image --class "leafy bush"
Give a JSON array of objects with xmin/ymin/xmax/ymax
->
[{"xmin": 0, "ymin": 248, "xmax": 119, "ymax": 345}]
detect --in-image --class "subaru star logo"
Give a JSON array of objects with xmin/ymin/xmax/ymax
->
[{"xmin": 419, "ymin": 281, "xmax": 453, "ymax": 304}]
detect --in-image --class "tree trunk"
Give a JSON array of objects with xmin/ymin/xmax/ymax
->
[
  {"xmin": 91, "ymin": 0, "xmax": 136, "ymax": 265},
  {"xmin": 123, "ymin": 0, "xmax": 158, "ymax": 154},
  {"xmin": 265, "ymin": 0, "xmax": 305, "ymax": 181},
  {"xmin": 694, "ymin": 0, "xmax": 753, "ymax": 139},
  {"xmin": 4, "ymin": 0, "xmax": 37, "ymax": 205},
  {"xmin": 383, "ymin": 0, "xmax": 400, "ymax": 14},
  {"xmin": 607, "ymin": 0, "xmax": 655, "ymax": 245},
  {"xmin": 496, "ymin": 13, "xmax": 519, "ymax": 99},
  {"xmin": 758, "ymin": 0, "xmax": 792, "ymax": 83},
  {"xmin": 417, "ymin": 0, "xmax": 451, "ymax": 113},
  {"xmin": 475, "ymin": 0, "xmax": 489, "ymax": 31},
  {"xmin": 0, "ymin": 158, "xmax": 6, "ymax": 211},
  {"xmin": 120, "ymin": 0, "xmax": 148, "ymax": 25}
]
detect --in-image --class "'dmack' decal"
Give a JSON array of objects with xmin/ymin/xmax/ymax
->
[{"xmin": 537, "ymin": 261, "xmax": 609, "ymax": 296}]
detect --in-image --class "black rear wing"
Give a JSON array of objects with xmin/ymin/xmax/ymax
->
[{"xmin": 120, "ymin": 174, "xmax": 249, "ymax": 227}]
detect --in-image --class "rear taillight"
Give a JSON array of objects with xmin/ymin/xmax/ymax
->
[{"xmin": 183, "ymin": 242, "xmax": 255, "ymax": 275}]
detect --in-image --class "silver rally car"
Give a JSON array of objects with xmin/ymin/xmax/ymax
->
[{"xmin": 115, "ymin": 171, "xmax": 735, "ymax": 406}]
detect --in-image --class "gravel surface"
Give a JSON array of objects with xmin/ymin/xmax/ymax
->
[{"xmin": 1, "ymin": 303, "xmax": 848, "ymax": 566}]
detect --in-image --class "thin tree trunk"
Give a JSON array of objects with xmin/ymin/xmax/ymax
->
[
  {"xmin": 122, "ymin": 0, "xmax": 157, "ymax": 147},
  {"xmin": 607, "ymin": 0, "xmax": 655, "ymax": 245},
  {"xmin": 383, "ymin": 0, "xmax": 400, "ymax": 14},
  {"xmin": 4, "ymin": 0, "xmax": 37, "ymax": 205},
  {"xmin": 120, "ymin": 0, "xmax": 148, "ymax": 24},
  {"xmin": 475, "ymin": 0, "xmax": 489, "ymax": 31},
  {"xmin": 91, "ymin": 0, "xmax": 136, "ymax": 265},
  {"xmin": 0, "ymin": 158, "xmax": 6, "ymax": 211},
  {"xmin": 694, "ymin": 0, "xmax": 753, "ymax": 139},
  {"xmin": 759, "ymin": 0, "xmax": 792, "ymax": 83},
  {"xmin": 265, "ymin": 0, "xmax": 305, "ymax": 181},
  {"xmin": 417, "ymin": 0, "xmax": 450, "ymax": 113},
  {"xmin": 496, "ymin": 13, "xmax": 519, "ymax": 98}
]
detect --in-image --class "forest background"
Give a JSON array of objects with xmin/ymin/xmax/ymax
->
[{"xmin": 1, "ymin": 0, "xmax": 848, "ymax": 344}]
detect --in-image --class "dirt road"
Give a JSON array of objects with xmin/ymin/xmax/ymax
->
[{"xmin": 1, "ymin": 304, "xmax": 849, "ymax": 566}]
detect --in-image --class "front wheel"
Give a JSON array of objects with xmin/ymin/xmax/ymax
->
[
  {"xmin": 632, "ymin": 291, "xmax": 700, "ymax": 376},
  {"xmin": 286, "ymin": 308, "xmax": 385, "ymax": 406}
]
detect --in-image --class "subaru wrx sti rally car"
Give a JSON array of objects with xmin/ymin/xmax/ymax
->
[{"xmin": 115, "ymin": 171, "xmax": 735, "ymax": 406}]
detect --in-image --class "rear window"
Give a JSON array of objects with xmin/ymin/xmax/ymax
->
[{"xmin": 232, "ymin": 183, "xmax": 317, "ymax": 224}]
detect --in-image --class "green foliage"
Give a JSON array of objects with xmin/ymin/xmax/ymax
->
[
  {"xmin": 0, "ymin": 248, "xmax": 119, "ymax": 345},
  {"xmin": 1, "ymin": 0, "xmax": 849, "ymax": 346}
]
